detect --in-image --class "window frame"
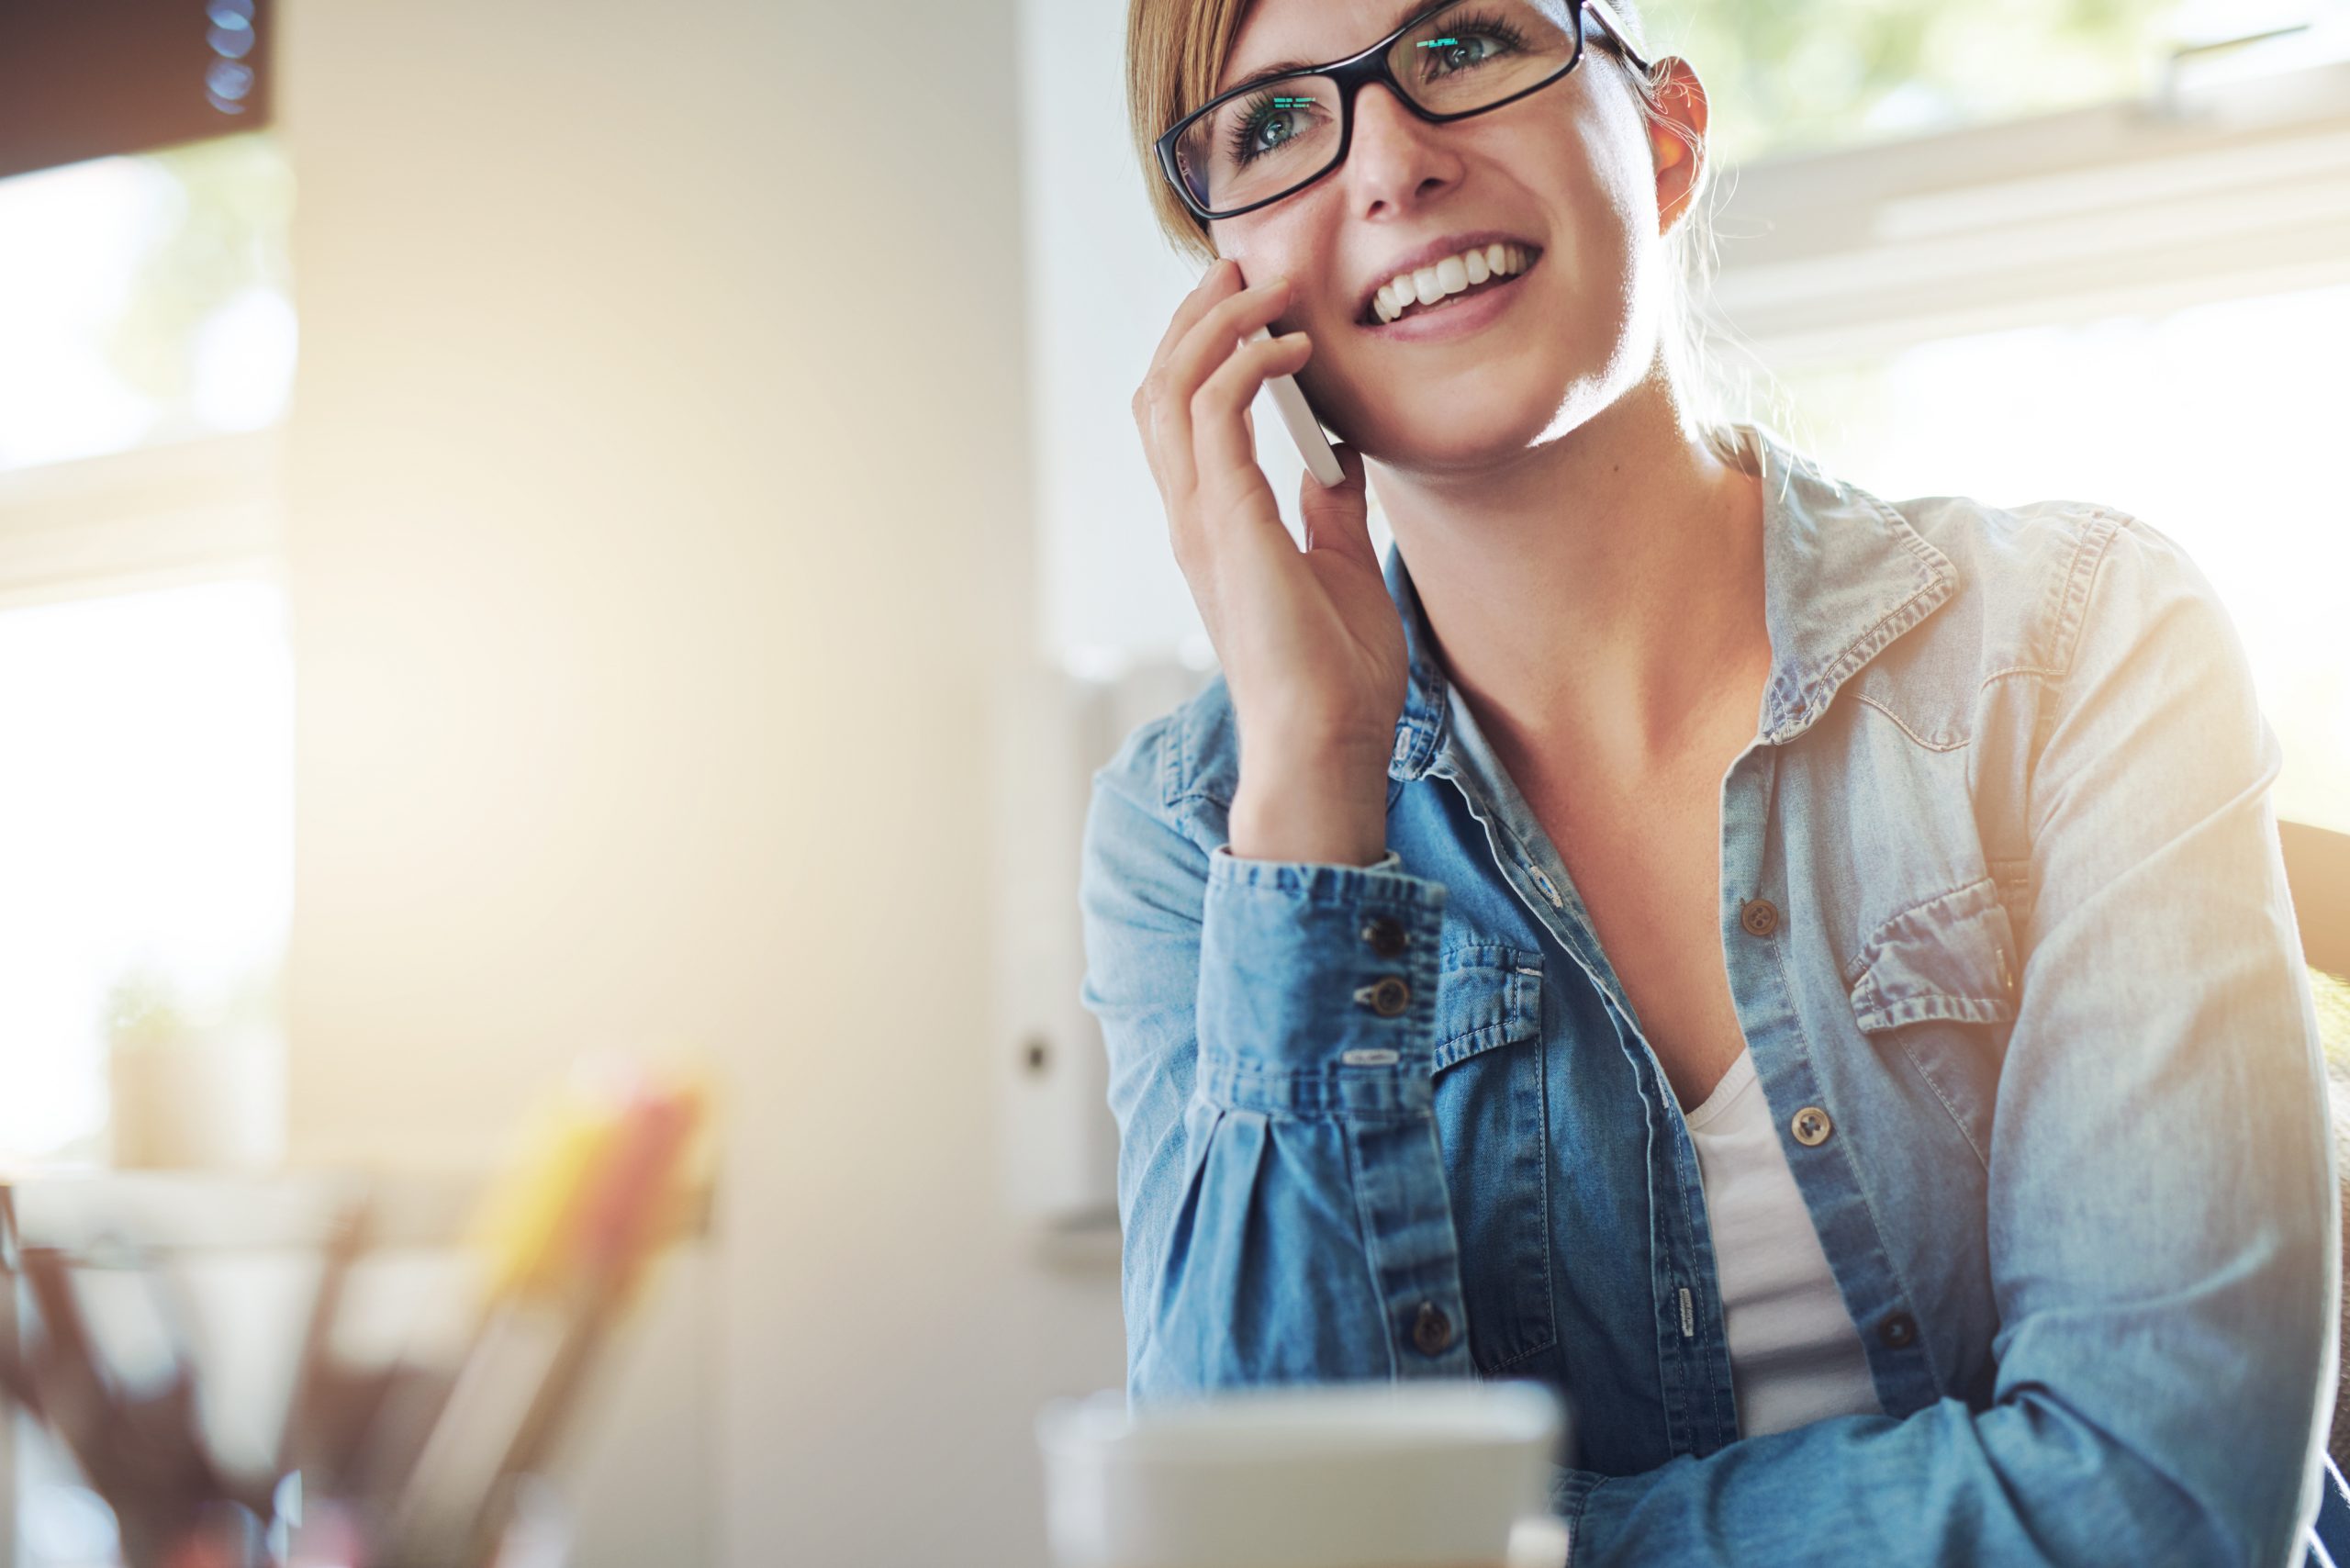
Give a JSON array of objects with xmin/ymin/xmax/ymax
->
[
  {"xmin": 1704, "ymin": 55, "xmax": 2350, "ymax": 369},
  {"xmin": 0, "ymin": 428, "xmax": 281, "ymax": 610}
]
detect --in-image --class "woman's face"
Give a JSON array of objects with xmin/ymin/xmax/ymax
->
[{"xmin": 1203, "ymin": 0, "xmax": 1703, "ymax": 470}]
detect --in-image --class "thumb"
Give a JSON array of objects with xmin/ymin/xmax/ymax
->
[{"xmin": 1299, "ymin": 442, "xmax": 1375, "ymax": 569}]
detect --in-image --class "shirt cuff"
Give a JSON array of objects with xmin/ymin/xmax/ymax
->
[
  {"xmin": 1193, "ymin": 841, "xmax": 1446, "ymax": 1094},
  {"xmin": 1213, "ymin": 843, "xmax": 1404, "ymax": 872}
]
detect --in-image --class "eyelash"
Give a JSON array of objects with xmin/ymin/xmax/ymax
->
[
  {"xmin": 1221, "ymin": 11, "xmax": 1536, "ymax": 169},
  {"xmin": 1416, "ymin": 11, "xmax": 1534, "ymax": 76}
]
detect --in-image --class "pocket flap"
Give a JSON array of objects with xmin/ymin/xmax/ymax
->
[
  {"xmin": 1847, "ymin": 878, "xmax": 2020, "ymax": 1033},
  {"xmin": 1432, "ymin": 943, "xmax": 1543, "ymax": 1071}
]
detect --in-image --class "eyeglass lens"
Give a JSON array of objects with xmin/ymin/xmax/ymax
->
[{"xmin": 1173, "ymin": 0, "xmax": 1582, "ymax": 215}]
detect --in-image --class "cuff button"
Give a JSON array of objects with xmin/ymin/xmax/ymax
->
[
  {"xmin": 1360, "ymin": 916, "xmax": 1408, "ymax": 956},
  {"xmin": 1411, "ymin": 1300, "xmax": 1455, "ymax": 1356}
]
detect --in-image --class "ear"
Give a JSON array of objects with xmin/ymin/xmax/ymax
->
[{"xmin": 1644, "ymin": 56, "xmax": 1709, "ymax": 237}]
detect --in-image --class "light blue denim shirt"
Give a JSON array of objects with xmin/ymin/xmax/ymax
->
[{"xmin": 1076, "ymin": 420, "xmax": 2340, "ymax": 1565}]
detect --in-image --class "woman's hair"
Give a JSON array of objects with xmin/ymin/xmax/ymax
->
[{"xmin": 1123, "ymin": 0, "xmax": 1759, "ymax": 463}]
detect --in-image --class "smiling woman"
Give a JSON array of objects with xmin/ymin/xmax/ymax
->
[{"xmin": 1089, "ymin": 1, "xmax": 2343, "ymax": 1565}]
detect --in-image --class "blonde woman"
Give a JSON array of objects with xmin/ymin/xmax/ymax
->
[{"xmin": 1080, "ymin": 0, "xmax": 2340, "ymax": 1562}]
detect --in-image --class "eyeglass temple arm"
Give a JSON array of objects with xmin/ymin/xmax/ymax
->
[{"xmin": 1581, "ymin": 0, "xmax": 1653, "ymax": 75}]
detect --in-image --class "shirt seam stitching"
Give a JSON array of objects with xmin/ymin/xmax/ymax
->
[{"xmin": 1851, "ymin": 691, "xmax": 1971, "ymax": 753}]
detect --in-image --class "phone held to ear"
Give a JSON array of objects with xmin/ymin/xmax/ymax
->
[
  {"xmin": 1209, "ymin": 256, "xmax": 1344, "ymax": 487},
  {"xmin": 1247, "ymin": 321, "xmax": 1345, "ymax": 488}
]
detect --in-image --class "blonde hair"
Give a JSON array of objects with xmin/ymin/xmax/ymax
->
[{"xmin": 1122, "ymin": 0, "xmax": 1756, "ymax": 463}]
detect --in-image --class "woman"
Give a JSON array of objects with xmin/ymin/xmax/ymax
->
[{"xmin": 1078, "ymin": 0, "xmax": 2340, "ymax": 1562}]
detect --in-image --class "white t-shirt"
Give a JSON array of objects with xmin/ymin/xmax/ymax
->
[{"xmin": 1681, "ymin": 1045, "xmax": 1885, "ymax": 1438}]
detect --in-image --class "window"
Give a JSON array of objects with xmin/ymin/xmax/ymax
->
[
  {"xmin": 0, "ymin": 133, "xmax": 293, "ymax": 1168},
  {"xmin": 0, "ymin": 132, "xmax": 295, "ymax": 474},
  {"xmin": 1659, "ymin": 0, "xmax": 2350, "ymax": 167},
  {"xmin": 0, "ymin": 580, "xmax": 293, "ymax": 1166}
]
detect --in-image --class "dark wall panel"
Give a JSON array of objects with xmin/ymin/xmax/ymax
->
[{"xmin": 0, "ymin": 0, "xmax": 270, "ymax": 180}]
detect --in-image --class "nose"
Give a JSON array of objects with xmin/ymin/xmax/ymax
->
[{"xmin": 1341, "ymin": 81, "xmax": 1460, "ymax": 217}]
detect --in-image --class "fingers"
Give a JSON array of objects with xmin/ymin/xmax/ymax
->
[
  {"xmin": 1133, "ymin": 260, "xmax": 1247, "ymax": 492},
  {"xmin": 1192, "ymin": 330, "xmax": 1312, "ymax": 500},
  {"xmin": 1148, "ymin": 257, "xmax": 1242, "ymax": 376},
  {"xmin": 1142, "ymin": 278, "xmax": 1296, "ymax": 498},
  {"xmin": 1299, "ymin": 442, "xmax": 1377, "ymax": 569}
]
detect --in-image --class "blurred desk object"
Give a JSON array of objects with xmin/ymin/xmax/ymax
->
[{"xmin": 0, "ymin": 1164, "xmax": 715, "ymax": 1568}]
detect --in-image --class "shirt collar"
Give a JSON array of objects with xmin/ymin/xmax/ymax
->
[{"xmin": 1382, "ymin": 419, "xmax": 1959, "ymax": 782}]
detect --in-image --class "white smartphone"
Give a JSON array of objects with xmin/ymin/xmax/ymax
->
[{"xmin": 1247, "ymin": 321, "xmax": 1346, "ymax": 488}]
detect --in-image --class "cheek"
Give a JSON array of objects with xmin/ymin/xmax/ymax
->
[{"xmin": 1212, "ymin": 205, "xmax": 1321, "ymax": 281}]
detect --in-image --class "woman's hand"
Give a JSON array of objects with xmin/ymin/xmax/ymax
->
[{"xmin": 1130, "ymin": 258, "xmax": 1408, "ymax": 861}]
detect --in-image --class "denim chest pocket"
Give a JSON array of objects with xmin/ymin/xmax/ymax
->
[
  {"xmin": 1844, "ymin": 877, "xmax": 2020, "ymax": 1167},
  {"xmin": 1428, "ymin": 941, "xmax": 1556, "ymax": 1373}
]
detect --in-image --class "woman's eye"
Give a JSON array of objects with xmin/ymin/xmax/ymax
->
[
  {"xmin": 1232, "ymin": 95, "xmax": 1320, "ymax": 164},
  {"xmin": 1422, "ymin": 31, "xmax": 1509, "ymax": 73}
]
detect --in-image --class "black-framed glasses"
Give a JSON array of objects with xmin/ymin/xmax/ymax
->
[{"xmin": 1155, "ymin": 0, "xmax": 1652, "ymax": 222}]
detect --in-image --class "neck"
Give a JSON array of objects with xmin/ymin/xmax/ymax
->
[{"xmin": 1367, "ymin": 372, "xmax": 1770, "ymax": 782}]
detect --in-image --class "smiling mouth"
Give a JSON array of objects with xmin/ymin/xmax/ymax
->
[{"xmin": 1359, "ymin": 242, "xmax": 1541, "ymax": 328}]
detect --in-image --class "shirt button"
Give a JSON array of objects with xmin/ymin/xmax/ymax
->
[
  {"xmin": 1790, "ymin": 1105, "xmax": 1833, "ymax": 1146},
  {"xmin": 1411, "ymin": 1300, "xmax": 1455, "ymax": 1356},
  {"xmin": 1878, "ymin": 1310, "xmax": 1918, "ymax": 1349},
  {"xmin": 1354, "ymin": 976, "xmax": 1412, "ymax": 1017},
  {"xmin": 1739, "ymin": 898, "xmax": 1780, "ymax": 937},
  {"xmin": 1360, "ymin": 916, "xmax": 1407, "ymax": 957}
]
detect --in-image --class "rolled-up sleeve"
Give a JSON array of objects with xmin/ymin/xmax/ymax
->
[
  {"xmin": 1077, "ymin": 719, "xmax": 1474, "ymax": 1402},
  {"xmin": 1561, "ymin": 513, "xmax": 2339, "ymax": 1565}
]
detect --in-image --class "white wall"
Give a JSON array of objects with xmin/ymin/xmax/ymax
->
[{"xmin": 276, "ymin": 0, "xmax": 1125, "ymax": 1561}]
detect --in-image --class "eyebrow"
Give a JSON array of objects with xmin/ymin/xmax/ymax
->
[{"xmin": 1213, "ymin": 0, "xmax": 1449, "ymax": 102}]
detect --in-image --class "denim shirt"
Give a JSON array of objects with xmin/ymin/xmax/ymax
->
[{"xmin": 1075, "ymin": 420, "xmax": 2341, "ymax": 1565}]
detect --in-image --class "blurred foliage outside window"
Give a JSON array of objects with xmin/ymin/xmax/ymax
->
[
  {"xmin": 1658, "ymin": 0, "xmax": 2350, "ymax": 167},
  {"xmin": 0, "ymin": 131, "xmax": 292, "ymax": 473}
]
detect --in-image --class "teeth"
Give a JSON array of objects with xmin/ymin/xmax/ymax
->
[{"xmin": 1370, "ymin": 241, "xmax": 1534, "ymax": 325}]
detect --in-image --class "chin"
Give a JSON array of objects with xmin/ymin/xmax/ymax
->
[{"xmin": 1341, "ymin": 375, "xmax": 1561, "ymax": 469}]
